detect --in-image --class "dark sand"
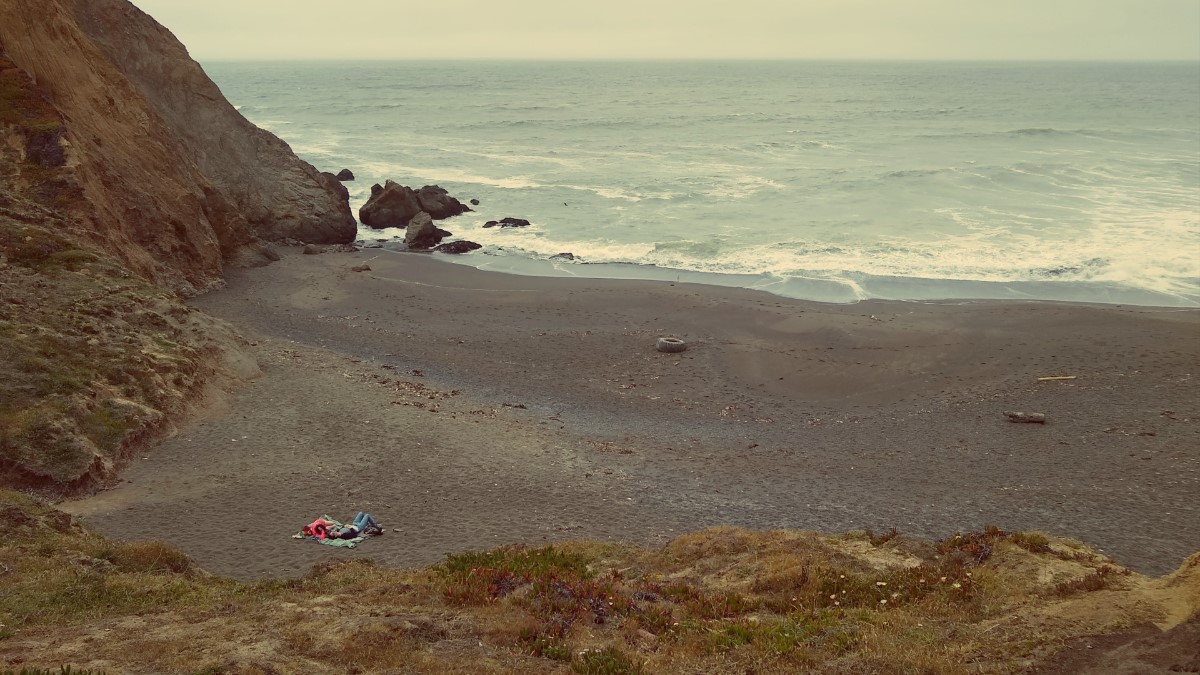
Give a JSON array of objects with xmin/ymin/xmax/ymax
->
[{"xmin": 65, "ymin": 248, "xmax": 1200, "ymax": 581}]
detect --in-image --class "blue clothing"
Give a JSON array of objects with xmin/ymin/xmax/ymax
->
[{"xmin": 352, "ymin": 512, "xmax": 378, "ymax": 531}]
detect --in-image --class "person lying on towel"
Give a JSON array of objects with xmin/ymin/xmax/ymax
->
[{"xmin": 302, "ymin": 512, "xmax": 382, "ymax": 540}]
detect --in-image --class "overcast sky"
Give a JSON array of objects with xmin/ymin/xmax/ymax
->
[{"xmin": 130, "ymin": 0, "xmax": 1200, "ymax": 61}]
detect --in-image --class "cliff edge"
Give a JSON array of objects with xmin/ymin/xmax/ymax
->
[
  {"xmin": 0, "ymin": 0, "xmax": 352, "ymax": 494},
  {"xmin": 0, "ymin": 0, "xmax": 354, "ymax": 294}
]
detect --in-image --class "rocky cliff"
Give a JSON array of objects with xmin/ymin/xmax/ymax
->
[
  {"xmin": 0, "ymin": 0, "xmax": 354, "ymax": 295},
  {"xmin": 0, "ymin": 0, "xmax": 353, "ymax": 493}
]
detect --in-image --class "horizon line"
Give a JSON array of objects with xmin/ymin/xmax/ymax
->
[{"xmin": 194, "ymin": 56, "xmax": 1200, "ymax": 64}]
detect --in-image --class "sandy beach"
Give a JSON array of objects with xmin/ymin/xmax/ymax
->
[{"xmin": 65, "ymin": 247, "xmax": 1200, "ymax": 581}]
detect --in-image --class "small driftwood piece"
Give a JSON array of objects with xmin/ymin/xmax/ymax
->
[
  {"xmin": 1037, "ymin": 376, "xmax": 1076, "ymax": 382},
  {"xmin": 1005, "ymin": 411, "xmax": 1046, "ymax": 424}
]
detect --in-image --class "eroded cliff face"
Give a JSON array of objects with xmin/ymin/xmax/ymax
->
[
  {"xmin": 0, "ymin": 0, "xmax": 350, "ymax": 493},
  {"xmin": 0, "ymin": 0, "xmax": 354, "ymax": 295},
  {"xmin": 64, "ymin": 0, "xmax": 356, "ymax": 246}
]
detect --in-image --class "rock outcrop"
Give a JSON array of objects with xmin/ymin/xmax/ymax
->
[
  {"xmin": 335, "ymin": 169, "xmax": 355, "ymax": 181},
  {"xmin": 484, "ymin": 217, "xmax": 532, "ymax": 229},
  {"xmin": 359, "ymin": 180, "xmax": 470, "ymax": 229},
  {"xmin": 320, "ymin": 172, "xmax": 351, "ymax": 203},
  {"xmin": 434, "ymin": 240, "xmax": 482, "ymax": 254},
  {"xmin": 405, "ymin": 212, "xmax": 447, "ymax": 250},
  {"xmin": 415, "ymin": 185, "xmax": 471, "ymax": 219},
  {"xmin": 0, "ymin": 0, "xmax": 355, "ymax": 296}
]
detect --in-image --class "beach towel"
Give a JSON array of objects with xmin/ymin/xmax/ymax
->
[{"xmin": 293, "ymin": 515, "xmax": 367, "ymax": 548}]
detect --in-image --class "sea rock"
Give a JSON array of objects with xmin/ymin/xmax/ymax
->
[
  {"xmin": 550, "ymin": 252, "xmax": 575, "ymax": 261},
  {"xmin": 469, "ymin": 198, "xmax": 480, "ymax": 206},
  {"xmin": 360, "ymin": 180, "xmax": 423, "ymax": 229},
  {"xmin": 335, "ymin": 168, "xmax": 355, "ymax": 181},
  {"xmin": 434, "ymin": 240, "xmax": 482, "ymax": 254},
  {"xmin": 415, "ymin": 185, "xmax": 471, "ymax": 219},
  {"xmin": 359, "ymin": 181, "xmax": 471, "ymax": 229},
  {"xmin": 405, "ymin": 212, "xmax": 444, "ymax": 250},
  {"xmin": 483, "ymin": 217, "xmax": 532, "ymax": 229}
]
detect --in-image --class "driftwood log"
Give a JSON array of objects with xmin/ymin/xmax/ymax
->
[{"xmin": 1005, "ymin": 411, "xmax": 1046, "ymax": 424}]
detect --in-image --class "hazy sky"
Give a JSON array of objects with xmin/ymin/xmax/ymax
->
[{"xmin": 130, "ymin": 0, "xmax": 1200, "ymax": 61}]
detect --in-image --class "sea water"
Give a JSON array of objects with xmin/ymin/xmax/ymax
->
[{"xmin": 204, "ymin": 60, "xmax": 1200, "ymax": 307}]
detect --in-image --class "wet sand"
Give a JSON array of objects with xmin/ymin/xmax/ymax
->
[{"xmin": 65, "ymin": 248, "xmax": 1200, "ymax": 581}]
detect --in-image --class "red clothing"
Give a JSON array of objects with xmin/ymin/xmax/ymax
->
[{"xmin": 308, "ymin": 518, "xmax": 332, "ymax": 540}]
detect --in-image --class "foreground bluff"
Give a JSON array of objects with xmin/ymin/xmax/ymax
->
[{"xmin": 0, "ymin": 0, "xmax": 355, "ymax": 293}]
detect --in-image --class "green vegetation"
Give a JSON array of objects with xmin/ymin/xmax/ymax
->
[
  {"xmin": 0, "ymin": 217, "xmax": 215, "ymax": 491},
  {"xmin": 0, "ymin": 493, "xmax": 1189, "ymax": 673}
]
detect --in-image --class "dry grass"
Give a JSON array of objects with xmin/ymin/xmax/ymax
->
[{"xmin": 0, "ymin": 493, "xmax": 1195, "ymax": 674}]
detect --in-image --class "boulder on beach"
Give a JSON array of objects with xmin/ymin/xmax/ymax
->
[
  {"xmin": 434, "ymin": 240, "xmax": 483, "ymax": 254},
  {"xmin": 550, "ymin": 252, "xmax": 575, "ymax": 261},
  {"xmin": 335, "ymin": 168, "xmax": 355, "ymax": 181},
  {"xmin": 483, "ymin": 217, "xmax": 532, "ymax": 229},
  {"xmin": 359, "ymin": 181, "xmax": 470, "ymax": 229}
]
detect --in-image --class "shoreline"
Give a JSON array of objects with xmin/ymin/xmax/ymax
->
[
  {"xmin": 353, "ymin": 234, "xmax": 1200, "ymax": 309},
  {"xmin": 65, "ymin": 246, "xmax": 1200, "ymax": 581}
]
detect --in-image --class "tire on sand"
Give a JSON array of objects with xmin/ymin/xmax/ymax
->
[{"xmin": 656, "ymin": 337, "xmax": 687, "ymax": 353}]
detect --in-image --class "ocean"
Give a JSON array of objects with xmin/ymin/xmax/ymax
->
[{"xmin": 204, "ymin": 60, "xmax": 1200, "ymax": 307}]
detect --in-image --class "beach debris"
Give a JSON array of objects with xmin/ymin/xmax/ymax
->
[
  {"xmin": 350, "ymin": 263, "xmax": 371, "ymax": 272},
  {"xmin": 1005, "ymin": 411, "xmax": 1047, "ymax": 424},
  {"xmin": 1037, "ymin": 375, "xmax": 1077, "ymax": 382},
  {"xmin": 656, "ymin": 336, "xmax": 687, "ymax": 353}
]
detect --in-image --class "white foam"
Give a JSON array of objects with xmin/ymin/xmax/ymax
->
[{"xmin": 358, "ymin": 162, "xmax": 542, "ymax": 190}]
